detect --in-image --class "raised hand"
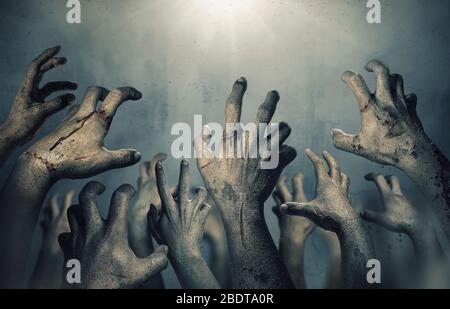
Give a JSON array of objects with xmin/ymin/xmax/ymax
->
[
  {"xmin": 59, "ymin": 182, "xmax": 168, "ymax": 289},
  {"xmin": 128, "ymin": 153, "xmax": 167, "ymax": 258},
  {"xmin": 0, "ymin": 46, "xmax": 77, "ymax": 165},
  {"xmin": 272, "ymin": 174, "xmax": 314, "ymax": 288},
  {"xmin": 148, "ymin": 160, "xmax": 220, "ymax": 289},
  {"xmin": 30, "ymin": 191, "xmax": 74, "ymax": 289},
  {"xmin": 195, "ymin": 78, "xmax": 296, "ymax": 289},
  {"xmin": 331, "ymin": 60, "xmax": 450, "ymax": 238},
  {"xmin": 23, "ymin": 86, "xmax": 142, "ymax": 180},
  {"xmin": 281, "ymin": 149, "xmax": 375, "ymax": 288},
  {"xmin": 361, "ymin": 174, "xmax": 444, "ymax": 266},
  {"xmin": 0, "ymin": 85, "xmax": 142, "ymax": 288}
]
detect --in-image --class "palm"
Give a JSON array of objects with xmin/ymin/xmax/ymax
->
[{"xmin": 332, "ymin": 60, "xmax": 423, "ymax": 166}]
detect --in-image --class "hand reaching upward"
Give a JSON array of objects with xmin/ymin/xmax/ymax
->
[
  {"xmin": 59, "ymin": 182, "xmax": 169, "ymax": 289},
  {"xmin": 0, "ymin": 46, "xmax": 77, "ymax": 165}
]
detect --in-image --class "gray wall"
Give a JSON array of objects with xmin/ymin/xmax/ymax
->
[{"xmin": 0, "ymin": 0, "xmax": 449, "ymax": 288}]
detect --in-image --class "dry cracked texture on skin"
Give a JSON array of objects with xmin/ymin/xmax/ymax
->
[
  {"xmin": 195, "ymin": 77, "xmax": 296, "ymax": 289},
  {"xmin": 282, "ymin": 149, "xmax": 375, "ymax": 288},
  {"xmin": 59, "ymin": 182, "xmax": 168, "ymax": 289},
  {"xmin": 128, "ymin": 153, "xmax": 167, "ymax": 258},
  {"xmin": 149, "ymin": 160, "xmax": 220, "ymax": 289},
  {"xmin": 23, "ymin": 86, "xmax": 143, "ymax": 181},
  {"xmin": 0, "ymin": 46, "xmax": 77, "ymax": 166},
  {"xmin": 0, "ymin": 84, "xmax": 143, "ymax": 288},
  {"xmin": 331, "ymin": 60, "xmax": 450, "ymax": 238}
]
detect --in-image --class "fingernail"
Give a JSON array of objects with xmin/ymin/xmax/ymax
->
[{"xmin": 134, "ymin": 151, "xmax": 141, "ymax": 162}]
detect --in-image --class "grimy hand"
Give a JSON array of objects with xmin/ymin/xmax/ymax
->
[
  {"xmin": 195, "ymin": 77, "xmax": 296, "ymax": 289},
  {"xmin": 272, "ymin": 174, "xmax": 314, "ymax": 289},
  {"xmin": 59, "ymin": 182, "xmax": 168, "ymax": 289},
  {"xmin": 272, "ymin": 174, "xmax": 315, "ymax": 243},
  {"xmin": 282, "ymin": 149, "xmax": 375, "ymax": 288},
  {"xmin": 281, "ymin": 150, "xmax": 352, "ymax": 232},
  {"xmin": 149, "ymin": 160, "xmax": 220, "ymax": 289},
  {"xmin": 361, "ymin": 173, "xmax": 445, "ymax": 267},
  {"xmin": 361, "ymin": 174, "xmax": 421, "ymax": 235},
  {"xmin": 195, "ymin": 77, "xmax": 297, "ymax": 214},
  {"xmin": 21, "ymin": 86, "xmax": 142, "ymax": 181},
  {"xmin": 30, "ymin": 190, "xmax": 74, "ymax": 289},
  {"xmin": 128, "ymin": 153, "xmax": 167, "ymax": 258},
  {"xmin": 0, "ymin": 85, "xmax": 143, "ymax": 288},
  {"xmin": 0, "ymin": 46, "xmax": 77, "ymax": 165},
  {"xmin": 331, "ymin": 60, "xmax": 450, "ymax": 238}
]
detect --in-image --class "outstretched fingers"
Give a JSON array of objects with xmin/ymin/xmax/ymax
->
[
  {"xmin": 276, "ymin": 176, "xmax": 293, "ymax": 203},
  {"xmin": 98, "ymin": 87, "xmax": 142, "ymax": 124},
  {"xmin": 256, "ymin": 91, "xmax": 280, "ymax": 124},
  {"xmin": 225, "ymin": 77, "xmax": 247, "ymax": 124},
  {"xmin": 75, "ymin": 86, "xmax": 110, "ymax": 117},
  {"xmin": 23, "ymin": 46, "xmax": 62, "ymax": 91},
  {"xmin": 365, "ymin": 173, "xmax": 390, "ymax": 200},
  {"xmin": 106, "ymin": 184, "xmax": 135, "ymax": 237},
  {"xmin": 155, "ymin": 162, "xmax": 178, "ymax": 220},
  {"xmin": 79, "ymin": 181, "xmax": 106, "ymax": 236},
  {"xmin": 365, "ymin": 60, "xmax": 392, "ymax": 101},
  {"xmin": 342, "ymin": 71, "xmax": 372, "ymax": 113},
  {"xmin": 292, "ymin": 173, "xmax": 307, "ymax": 203},
  {"xmin": 305, "ymin": 148, "xmax": 328, "ymax": 183},
  {"xmin": 322, "ymin": 151, "xmax": 340, "ymax": 182},
  {"xmin": 178, "ymin": 160, "xmax": 191, "ymax": 204}
]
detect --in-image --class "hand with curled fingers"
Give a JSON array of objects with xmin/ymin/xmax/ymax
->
[
  {"xmin": 59, "ymin": 182, "xmax": 169, "ymax": 289},
  {"xmin": 128, "ymin": 153, "xmax": 167, "ymax": 258},
  {"xmin": 195, "ymin": 78, "xmax": 296, "ymax": 289},
  {"xmin": 331, "ymin": 60, "xmax": 450, "ymax": 239},
  {"xmin": 22, "ymin": 85, "xmax": 142, "ymax": 180},
  {"xmin": 281, "ymin": 149, "xmax": 375, "ymax": 288},
  {"xmin": 0, "ymin": 46, "xmax": 77, "ymax": 165},
  {"xmin": 30, "ymin": 191, "xmax": 74, "ymax": 289},
  {"xmin": 361, "ymin": 173, "xmax": 445, "ymax": 266},
  {"xmin": 272, "ymin": 174, "xmax": 314, "ymax": 288},
  {"xmin": 0, "ymin": 85, "xmax": 143, "ymax": 288},
  {"xmin": 148, "ymin": 160, "xmax": 220, "ymax": 289}
]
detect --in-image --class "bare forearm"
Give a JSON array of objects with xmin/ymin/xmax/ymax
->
[
  {"xmin": 0, "ymin": 155, "xmax": 51, "ymax": 288},
  {"xmin": 219, "ymin": 201, "xmax": 294, "ymax": 289},
  {"xmin": 337, "ymin": 218, "xmax": 375, "ymax": 289},
  {"xmin": 409, "ymin": 225, "xmax": 445, "ymax": 265},
  {"xmin": 279, "ymin": 237, "xmax": 306, "ymax": 289},
  {"xmin": 0, "ymin": 122, "xmax": 17, "ymax": 167},
  {"xmin": 171, "ymin": 250, "xmax": 220, "ymax": 289},
  {"xmin": 399, "ymin": 139, "xmax": 450, "ymax": 238}
]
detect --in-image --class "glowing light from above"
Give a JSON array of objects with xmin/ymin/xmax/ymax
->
[{"xmin": 194, "ymin": 0, "xmax": 257, "ymax": 18}]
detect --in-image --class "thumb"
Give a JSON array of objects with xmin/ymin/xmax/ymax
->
[
  {"xmin": 331, "ymin": 129, "xmax": 359, "ymax": 153},
  {"xmin": 140, "ymin": 245, "xmax": 169, "ymax": 279},
  {"xmin": 281, "ymin": 202, "xmax": 316, "ymax": 218},
  {"xmin": 103, "ymin": 149, "xmax": 141, "ymax": 170},
  {"xmin": 360, "ymin": 209, "xmax": 383, "ymax": 224}
]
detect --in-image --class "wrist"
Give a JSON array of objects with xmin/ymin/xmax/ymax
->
[
  {"xmin": 0, "ymin": 120, "xmax": 16, "ymax": 150},
  {"xmin": 280, "ymin": 231, "xmax": 306, "ymax": 246},
  {"xmin": 216, "ymin": 198, "xmax": 264, "ymax": 223}
]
